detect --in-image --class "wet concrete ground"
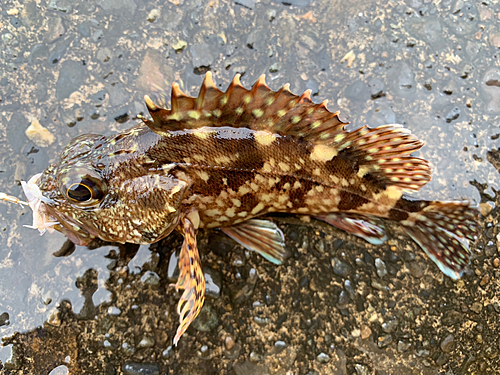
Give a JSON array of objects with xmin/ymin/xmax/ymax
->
[{"xmin": 0, "ymin": 0, "xmax": 500, "ymax": 374}]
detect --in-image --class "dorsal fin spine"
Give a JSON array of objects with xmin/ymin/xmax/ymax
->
[
  {"xmin": 196, "ymin": 71, "xmax": 219, "ymax": 111},
  {"xmin": 171, "ymin": 83, "xmax": 182, "ymax": 114}
]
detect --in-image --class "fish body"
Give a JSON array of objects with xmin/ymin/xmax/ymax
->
[{"xmin": 22, "ymin": 73, "xmax": 478, "ymax": 344}]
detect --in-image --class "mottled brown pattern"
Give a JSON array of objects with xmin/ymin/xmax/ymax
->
[{"xmin": 28, "ymin": 72, "xmax": 479, "ymax": 344}]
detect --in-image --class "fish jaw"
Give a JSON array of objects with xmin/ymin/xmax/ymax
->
[
  {"xmin": 21, "ymin": 173, "xmax": 95, "ymax": 245},
  {"xmin": 20, "ymin": 173, "xmax": 59, "ymax": 235}
]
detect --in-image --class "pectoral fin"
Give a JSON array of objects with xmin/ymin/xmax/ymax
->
[
  {"xmin": 314, "ymin": 213, "xmax": 387, "ymax": 245},
  {"xmin": 221, "ymin": 219, "xmax": 286, "ymax": 265},
  {"xmin": 172, "ymin": 211, "xmax": 205, "ymax": 345}
]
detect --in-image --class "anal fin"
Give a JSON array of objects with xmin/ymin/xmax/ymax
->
[
  {"xmin": 221, "ymin": 219, "xmax": 286, "ymax": 265},
  {"xmin": 314, "ymin": 213, "xmax": 387, "ymax": 245},
  {"xmin": 172, "ymin": 213, "xmax": 205, "ymax": 345}
]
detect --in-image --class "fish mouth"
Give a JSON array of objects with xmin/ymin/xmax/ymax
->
[
  {"xmin": 21, "ymin": 173, "xmax": 59, "ymax": 235},
  {"xmin": 21, "ymin": 173, "xmax": 93, "ymax": 246}
]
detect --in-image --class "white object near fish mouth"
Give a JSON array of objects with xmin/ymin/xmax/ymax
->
[{"xmin": 20, "ymin": 173, "xmax": 59, "ymax": 235}]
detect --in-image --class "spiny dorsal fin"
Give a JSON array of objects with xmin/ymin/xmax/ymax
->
[
  {"xmin": 142, "ymin": 72, "xmax": 347, "ymax": 142},
  {"xmin": 142, "ymin": 73, "xmax": 431, "ymax": 192}
]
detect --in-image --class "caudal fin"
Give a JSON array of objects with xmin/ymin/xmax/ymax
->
[{"xmin": 400, "ymin": 201, "xmax": 479, "ymax": 279}]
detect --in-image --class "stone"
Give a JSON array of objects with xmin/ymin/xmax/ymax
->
[
  {"xmin": 305, "ymin": 79, "xmax": 319, "ymax": 96},
  {"xmin": 106, "ymin": 83, "xmax": 129, "ymax": 107},
  {"xmin": 332, "ymin": 257, "xmax": 351, "ymax": 277},
  {"xmin": 190, "ymin": 44, "xmax": 214, "ymax": 70},
  {"xmin": 78, "ymin": 22, "xmax": 91, "ymax": 37},
  {"xmin": 44, "ymin": 17, "xmax": 65, "ymax": 43},
  {"xmin": 56, "ymin": 60, "xmax": 87, "ymax": 100},
  {"xmin": 204, "ymin": 267, "xmax": 222, "ymax": 299},
  {"xmin": 316, "ymin": 352, "xmax": 329, "ymax": 363},
  {"xmin": 48, "ymin": 0, "xmax": 73, "ymax": 12},
  {"xmin": 377, "ymin": 334, "xmax": 392, "ymax": 348},
  {"xmin": 375, "ymin": 258, "xmax": 388, "ymax": 277},
  {"xmin": 368, "ymin": 78, "xmax": 384, "ymax": 99},
  {"xmin": 10, "ymin": 17, "xmax": 22, "ymax": 28},
  {"xmin": 25, "ymin": 119, "xmax": 55, "ymax": 147},
  {"xmin": 140, "ymin": 271, "xmax": 160, "ymax": 286},
  {"xmin": 360, "ymin": 325, "xmax": 372, "ymax": 339},
  {"xmin": 440, "ymin": 334, "xmax": 455, "ymax": 353},
  {"xmin": 96, "ymin": 47, "xmax": 113, "ymax": 62},
  {"xmin": 122, "ymin": 363, "xmax": 159, "ymax": 375},
  {"xmin": 192, "ymin": 304, "xmax": 219, "ymax": 332},
  {"xmin": 409, "ymin": 262, "xmax": 424, "ymax": 278},
  {"xmin": 48, "ymin": 365, "xmax": 69, "ymax": 375},
  {"xmin": 381, "ymin": 317, "xmax": 398, "ymax": 333},
  {"xmin": 147, "ymin": 9, "xmax": 160, "ymax": 22},
  {"xmin": 49, "ymin": 36, "xmax": 74, "ymax": 64}
]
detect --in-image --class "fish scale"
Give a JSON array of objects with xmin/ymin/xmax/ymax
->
[{"xmin": 9, "ymin": 72, "xmax": 479, "ymax": 345}]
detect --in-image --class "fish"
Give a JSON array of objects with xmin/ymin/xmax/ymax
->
[{"xmin": 16, "ymin": 72, "xmax": 478, "ymax": 345}]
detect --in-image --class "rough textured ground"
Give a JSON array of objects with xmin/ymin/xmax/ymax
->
[{"xmin": 0, "ymin": 0, "xmax": 499, "ymax": 374}]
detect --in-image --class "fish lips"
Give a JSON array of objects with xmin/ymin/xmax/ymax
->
[{"xmin": 42, "ymin": 203, "xmax": 95, "ymax": 246}]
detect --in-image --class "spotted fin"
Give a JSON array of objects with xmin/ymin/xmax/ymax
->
[
  {"xmin": 333, "ymin": 124, "xmax": 431, "ymax": 192},
  {"xmin": 172, "ymin": 215, "xmax": 205, "ymax": 345},
  {"xmin": 143, "ymin": 72, "xmax": 347, "ymax": 142},
  {"xmin": 400, "ymin": 201, "xmax": 479, "ymax": 279},
  {"xmin": 314, "ymin": 213, "xmax": 387, "ymax": 245},
  {"xmin": 143, "ymin": 73, "xmax": 431, "ymax": 193},
  {"xmin": 221, "ymin": 219, "xmax": 286, "ymax": 265}
]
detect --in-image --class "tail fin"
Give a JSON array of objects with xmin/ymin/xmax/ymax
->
[{"xmin": 400, "ymin": 201, "xmax": 479, "ymax": 279}]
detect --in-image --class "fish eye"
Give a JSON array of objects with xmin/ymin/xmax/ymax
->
[
  {"xmin": 59, "ymin": 169, "xmax": 107, "ymax": 206},
  {"xmin": 67, "ymin": 182, "xmax": 93, "ymax": 202}
]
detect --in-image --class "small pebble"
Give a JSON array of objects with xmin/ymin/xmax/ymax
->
[
  {"xmin": 49, "ymin": 365, "xmax": 69, "ymax": 375},
  {"xmin": 147, "ymin": 9, "xmax": 160, "ymax": 22},
  {"xmin": 225, "ymin": 336, "xmax": 235, "ymax": 351},
  {"xmin": 249, "ymin": 351, "xmax": 262, "ymax": 362},
  {"xmin": 122, "ymin": 363, "xmax": 160, "ymax": 375},
  {"xmin": 316, "ymin": 352, "xmax": 330, "ymax": 363},
  {"xmin": 480, "ymin": 274, "xmax": 490, "ymax": 287},
  {"xmin": 172, "ymin": 40, "xmax": 187, "ymax": 53},
  {"xmin": 360, "ymin": 325, "xmax": 372, "ymax": 339},
  {"xmin": 440, "ymin": 334, "xmax": 455, "ymax": 353},
  {"xmin": 140, "ymin": 271, "xmax": 160, "ymax": 286},
  {"xmin": 25, "ymin": 119, "xmax": 55, "ymax": 147},
  {"xmin": 162, "ymin": 346, "xmax": 173, "ymax": 359},
  {"xmin": 337, "ymin": 290, "xmax": 349, "ymax": 306},
  {"xmin": 382, "ymin": 317, "xmax": 398, "ymax": 333},
  {"xmin": 138, "ymin": 336, "xmax": 155, "ymax": 349},
  {"xmin": 274, "ymin": 340, "xmax": 287, "ymax": 353},
  {"xmin": 354, "ymin": 364, "xmax": 370, "ymax": 375},
  {"xmin": 269, "ymin": 62, "xmax": 281, "ymax": 73},
  {"xmin": 46, "ymin": 309, "xmax": 61, "ymax": 327},
  {"xmin": 332, "ymin": 257, "xmax": 351, "ymax": 277},
  {"xmin": 375, "ymin": 258, "xmax": 387, "ymax": 277},
  {"xmin": 107, "ymin": 306, "xmax": 121, "ymax": 316},
  {"xmin": 377, "ymin": 334, "xmax": 392, "ymax": 348},
  {"xmin": 198, "ymin": 345, "xmax": 209, "ymax": 357},
  {"xmin": 122, "ymin": 342, "xmax": 135, "ymax": 356},
  {"xmin": 409, "ymin": 262, "xmax": 424, "ymax": 278},
  {"xmin": 253, "ymin": 316, "xmax": 269, "ymax": 326},
  {"xmin": 397, "ymin": 340, "xmax": 411, "ymax": 352},
  {"xmin": 471, "ymin": 302, "xmax": 482, "ymax": 314}
]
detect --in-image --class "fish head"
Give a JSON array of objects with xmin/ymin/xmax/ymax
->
[{"xmin": 23, "ymin": 131, "xmax": 188, "ymax": 246}]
